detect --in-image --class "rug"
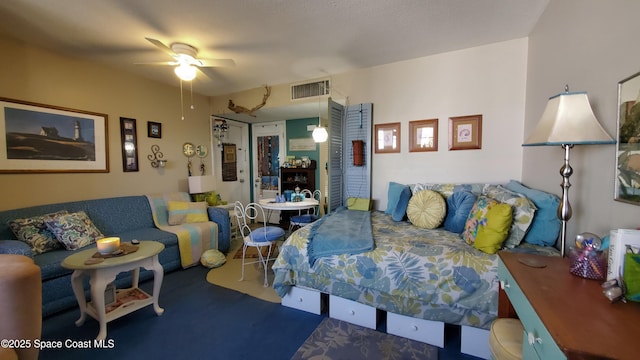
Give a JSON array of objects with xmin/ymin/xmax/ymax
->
[
  {"xmin": 291, "ymin": 317, "xmax": 439, "ymax": 360},
  {"xmin": 233, "ymin": 244, "xmax": 280, "ymax": 259},
  {"xmin": 206, "ymin": 238, "xmax": 281, "ymax": 303}
]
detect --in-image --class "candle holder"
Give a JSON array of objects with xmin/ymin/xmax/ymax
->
[{"xmin": 96, "ymin": 237, "xmax": 120, "ymax": 255}]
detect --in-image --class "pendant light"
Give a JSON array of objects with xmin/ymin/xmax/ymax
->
[{"xmin": 313, "ymin": 83, "xmax": 328, "ymax": 143}]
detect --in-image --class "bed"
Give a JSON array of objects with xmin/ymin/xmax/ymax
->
[{"xmin": 272, "ymin": 181, "xmax": 561, "ymax": 357}]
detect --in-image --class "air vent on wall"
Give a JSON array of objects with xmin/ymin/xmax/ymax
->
[{"xmin": 290, "ymin": 79, "xmax": 330, "ymax": 100}]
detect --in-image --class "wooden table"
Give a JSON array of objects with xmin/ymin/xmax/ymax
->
[
  {"xmin": 498, "ymin": 251, "xmax": 640, "ymax": 359},
  {"xmin": 61, "ymin": 241, "xmax": 165, "ymax": 340}
]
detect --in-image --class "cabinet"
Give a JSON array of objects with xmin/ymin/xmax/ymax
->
[
  {"xmin": 279, "ymin": 166, "xmax": 316, "ymax": 226},
  {"xmin": 498, "ymin": 251, "xmax": 640, "ymax": 360},
  {"xmin": 280, "ymin": 166, "xmax": 316, "ymax": 193}
]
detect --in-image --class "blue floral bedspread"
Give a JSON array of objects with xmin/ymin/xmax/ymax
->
[{"xmin": 272, "ymin": 211, "xmax": 559, "ymax": 329}]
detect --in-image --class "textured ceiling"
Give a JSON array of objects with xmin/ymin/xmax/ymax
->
[{"xmin": 0, "ymin": 0, "xmax": 549, "ymax": 99}]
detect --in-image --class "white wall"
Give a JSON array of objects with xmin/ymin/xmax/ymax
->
[
  {"xmin": 524, "ymin": 0, "xmax": 640, "ymax": 250},
  {"xmin": 330, "ymin": 38, "xmax": 529, "ymax": 209}
]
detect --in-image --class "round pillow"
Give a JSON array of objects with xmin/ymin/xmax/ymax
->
[
  {"xmin": 200, "ymin": 249, "xmax": 226, "ymax": 268},
  {"xmin": 406, "ymin": 190, "xmax": 446, "ymax": 229}
]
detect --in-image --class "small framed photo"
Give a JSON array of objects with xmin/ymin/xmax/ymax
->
[
  {"xmin": 448, "ymin": 114, "xmax": 482, "ymax": 150},
  {"xmin": 409, "ymin": 119, "xmax": 438, "ymax": 152},
  {"xmin": 374, "ymin": 122, "xmax": 401, "ymax": 153},
  {"xmin": 147, "ymin": 121, "xmax": 162, "ymax": 138},
  {"xmin": 120, "ymin": 117, "xmax": 139, "ymax": 172}
]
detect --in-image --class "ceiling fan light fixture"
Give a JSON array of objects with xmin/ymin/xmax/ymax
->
[{"xmin": 174, "ymin": 63, "xmax": 196, "ymax": 81}]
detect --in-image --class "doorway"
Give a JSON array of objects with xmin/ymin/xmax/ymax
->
[
  {"xmin": 252, "ymin": 121, "xmax": 285, "ymax": 224},
  {"xmin": 210, "ymin": 118, "xmax": 250, "ymax": 206}
]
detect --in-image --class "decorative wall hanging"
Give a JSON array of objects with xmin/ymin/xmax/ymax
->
[
  {"xmin": 409, "ymin": 119, "xmax": 438, "ymax": 152},
  {"xmin": 227, "ymin": 86, "xmax": 271, "ymax": 117},
  {"xmin": 374, "ymin": 122, "xmax": 401, "ymax": 153},
  {"xmin": 120, "ymin": 117, "xmax": 139, "ymax": 172},
  {"xmin": 183, "ymin": 142, "xmax": 195, "ymax": 176},
  {"xmin": 196, "ymin": 144, "xmax": 208, "ymax": 175},
  {"xmin": 148, "ymin": 145, "xmax": 167, "ymax": 168},
  {"xmin": 147, "ymin": 121, "xmax": 161, "ymax": 138},
  {"xmin": 222, "ymin": 143, "xmax": 237, "ymax": 181},
  {"xmin": 0, "ymin": 97, "xmax": 109, "ymax": 173},
  {"xmin": 448, "ymin": 114, "xmax": 482, "ymax": 150}
]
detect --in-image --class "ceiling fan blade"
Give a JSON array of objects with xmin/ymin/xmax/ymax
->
[
  {"xmin": 134, "ymin": 61, "xmax": 178, "ymax": 66},
  {"xmin": 145, "ymin": 37, "xmax": 176, "ymax": 57},
  {"xmin": 198, "ymin": 58, "xmax": 236, "ymax": 68}
]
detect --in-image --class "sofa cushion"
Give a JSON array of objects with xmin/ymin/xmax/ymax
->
[
  {"xmin": 44, "ymin": 211, "xmax": 104, "ymax": 251},
  {"xmin": 443, "ymin": 191, "xmax": 477, "ymax": 234},
  {"xmin": 406, "ymin": 190, "xmax": 446, "ymax": 229},
  {"xmin": 167, "ymin": 201, "xmax": 209, "ymax": 225},
  {"xmin": 505, "ymin": 180, "xmax": 561, "ymax": 246},
  {"xmin": 474, "ymin": 203, "xmax": 513, "ymax": 254},
  {"xmin": 7, "ymin": 211, "xmax": 67, "ymax": 255},
  {"xmin": 462, "ymin": 195, "xmax": 499, "ymax": 245}
]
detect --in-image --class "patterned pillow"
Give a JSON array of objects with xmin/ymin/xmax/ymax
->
[
  {"xmin": 462, "ymin": 195, "xmax": 499, "ymax": 244},
  {"xmin": 482, "ymin": 184, "xmax": 536, "ymax": 248},
  {"xmin": 45, "ymin": 211, "xmax": 104, "ymax": 250},
  {"xmin": 167, "ymin": 201, "xmax": 209, "ymax": 225},
  {"xmin": 473, "ymin": 203, "xmax": 513, "ymax": 254},
  {"xmin": 406, "ymin": 190, "xmax": 446, "ymax": 229},
  {"xmin": 412, "ymin": 183, "xmax": 485, "ymax": 199},
  {"xmin": 8, "ymin": 211, "xmax": 68, "ymax": 255}
]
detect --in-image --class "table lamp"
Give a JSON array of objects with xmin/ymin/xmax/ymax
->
[
  {"xmin": 188, "ymin": 175, "xmax": 217, "ymax": 204},
  {"xmin": 523, "ymin": 86, "xmax": 616, "ymax": 256}
]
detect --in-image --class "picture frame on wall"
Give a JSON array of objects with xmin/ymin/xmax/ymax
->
[
  {"xmin": 374, "ymin": 122, "xmax": 401, "ymax": 153},
  {"xmin": 120, "ymin": 117, "xmax": 139, "ymax": 172},
  {"xmin": 0, "ymin": 97, "xmax": 109, "ymax": 173},
  {"xmin": 448, "ymin": 114, "xmax": 482, "ymax": 150},
  {"xmin": 614, "ymin": 71, "xmax": 640, "ymax": 205},
  {"xmin": 409, "ymin": 119, "xmax": 438, "ymax": 152},
  {"xmin": 147, "ymin": 121, "xmax": 162, "ymax": 138}
]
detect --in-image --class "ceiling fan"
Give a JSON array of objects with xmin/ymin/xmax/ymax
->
[{"xmin": 138, "ymin": 37, "xmax": 235, "ymax": 81}]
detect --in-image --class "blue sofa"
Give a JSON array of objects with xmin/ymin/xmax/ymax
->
[{"xmin": 0, "ymin": 194, "xmax": 230, "ymax": 317}]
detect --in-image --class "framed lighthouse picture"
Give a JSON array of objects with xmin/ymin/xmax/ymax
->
[{"xmin": 0, "ymin": 97, "xmax": 109, "ymax": 173}]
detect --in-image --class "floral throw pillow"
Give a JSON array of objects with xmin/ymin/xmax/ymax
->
[
  {"xmin": 45, "ymin": 211, "xmax": 104, "ymax": 250},
  {"xmin": 8, "ymin": 210, "xmax": 68, "ymax": 255},
  {"xmin": 462, "ymin": 196, "xmax": 499, "ymax": 245}
]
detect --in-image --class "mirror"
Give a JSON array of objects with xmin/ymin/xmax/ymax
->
[{"xmin": 615, "ymin": 71, "xmax": 640, "ymax": 205}]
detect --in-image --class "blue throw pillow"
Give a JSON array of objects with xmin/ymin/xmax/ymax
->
[
  {"xmin": 392, "ymin": 186, "xmax": 412, "ymax": 221},
  {"xmin": 386, "ymin": 182, "xmax": 405, "ymax": 214},
  {"xmin": 505, "ymin": 180, "xmax": 561, "ymax": 246},
  {"xmin": 443, "ymin": 191, "xmax": 477, "ymax": 234}
]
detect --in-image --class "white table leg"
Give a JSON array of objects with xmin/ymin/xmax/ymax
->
[
  {"xmin": 70, "ymin": 270, "xmax": 87, "ymax": 326},
  {"xmin": 89, "ymin": 270, "xmax": 112, "ymax": 340},
  {"xmin": 150, "ymin": 255, "xmax": 164, "ymax": 315}
]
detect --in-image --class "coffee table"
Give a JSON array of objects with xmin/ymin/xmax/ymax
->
[{"xmin": 61, "ymin": 240, "xmax": 165, "ymax": 340}]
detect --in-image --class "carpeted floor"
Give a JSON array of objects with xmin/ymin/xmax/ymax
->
[
  {"xmin": 206, "ymin": 238, "xmax": 281, "ymax": 303},
  {"xmin": 292, "ymin": 317, "xmax": 438, "ymax": 360}
]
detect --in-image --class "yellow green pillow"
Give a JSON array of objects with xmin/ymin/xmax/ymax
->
[
  {"xmin": 406, "ymin": 190, "xmax": 446, "ymax": 229},
  {"xmin": 167, "ymin": 201, "xmax": 209, "ymax": 225},
  {"xmin": 473, "ymin": 203, "xmax": 513, "ymax": 254}
]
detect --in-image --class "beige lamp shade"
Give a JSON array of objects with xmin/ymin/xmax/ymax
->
[
  {"xmin": 523, "ymin": 92, "xmax": 615, "ymax": 146},
  {"xmin": 188, "ymin": 175, "xmax": 216, "ymax": 194}
]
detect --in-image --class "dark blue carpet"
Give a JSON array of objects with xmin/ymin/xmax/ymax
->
[{"xmin": 40, "ymin": 266, "xmax": 481, "ymax": 359}]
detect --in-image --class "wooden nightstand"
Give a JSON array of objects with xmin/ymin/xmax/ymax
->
[{"xmin": 498, "ymin": 251, "xmax": 640, "ymax": 360}]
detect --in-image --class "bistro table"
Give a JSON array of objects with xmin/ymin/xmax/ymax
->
[{"xmin": 258, "ymin": 198, "xmax": 319, "ymax": 228}]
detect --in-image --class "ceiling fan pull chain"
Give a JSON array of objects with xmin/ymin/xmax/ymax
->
[
  {"xmin": 190, "ymin": 81, "xmax": 195, "ymax": 110},
  {"xmin": 180, "ymin": 79, "xmax": 185, "ymax": 120}
]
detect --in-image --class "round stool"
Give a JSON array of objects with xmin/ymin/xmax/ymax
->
[
  {"xmin": 489, "ymin": 318, "xmax": 524, "ymax": 360},
  {"xmin": 0, "ymin": 254, "xmax": 42, "ymax": 360}
]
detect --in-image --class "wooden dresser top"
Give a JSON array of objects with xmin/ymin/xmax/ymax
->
[{"xmin": 499, "ymin": 251, "xmax": 640, "ymax": 360}]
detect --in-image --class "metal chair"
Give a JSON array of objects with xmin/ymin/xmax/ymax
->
[
  {"xmin": 233, "ymin": 201, "xmax": 286, "ymax": 287},
  {"xmin": 289, "ymin": 189, "xmax": 321, "ymax": 232}
]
